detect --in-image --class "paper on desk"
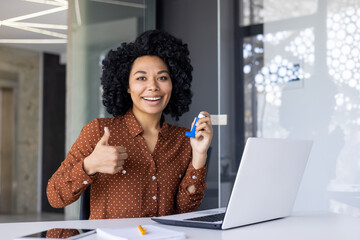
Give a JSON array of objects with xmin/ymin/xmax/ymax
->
[{"xmin": 96, "ymin": 225, "xmax": 186, "ymax": 240}]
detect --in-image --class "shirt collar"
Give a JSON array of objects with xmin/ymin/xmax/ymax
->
[{"xmin": 124, "ymin": 109, "xmax": 170, "ymax": 139}]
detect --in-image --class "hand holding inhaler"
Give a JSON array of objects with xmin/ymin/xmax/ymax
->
[{"xmin": 186, "ymin": 112, "xmax": 213, "ymax": 170}]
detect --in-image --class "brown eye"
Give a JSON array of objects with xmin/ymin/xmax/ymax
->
[{"xmin": 158, "ymin": 76, "xmax": 168, "ymax": 81}]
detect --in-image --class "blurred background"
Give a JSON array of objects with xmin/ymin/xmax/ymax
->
[{"xmin": 0, "ymin": 0, "xmax": 359, "ymax": 222}]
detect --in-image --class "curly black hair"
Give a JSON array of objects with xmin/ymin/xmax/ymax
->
[{"xmin": 101, "ymin": 29, "xmax": 193, "ymax": 120}]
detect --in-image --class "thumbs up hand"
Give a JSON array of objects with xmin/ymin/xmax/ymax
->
[{"xmin": 83, "ymin": 127, "xmax": 128, "ymax": 175}]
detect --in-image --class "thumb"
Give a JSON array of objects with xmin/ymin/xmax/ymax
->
[
  {"xmin": 98, "ymin": 127, "xmax": 110, "ymax": 146},
  {"xmin": 191, "ymin": 117, "xmax": 197, "ymax": 128}
]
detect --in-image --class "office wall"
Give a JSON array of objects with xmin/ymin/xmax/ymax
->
[{"xmin": 0, "ymin": 46, "xmax": 40, "ymax": 214}]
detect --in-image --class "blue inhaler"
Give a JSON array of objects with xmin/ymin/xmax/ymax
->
[{"xmin": 185, "ymin": 113, "xmax": 206, "ymax": 137}]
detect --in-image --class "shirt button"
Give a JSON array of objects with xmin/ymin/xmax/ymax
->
[
  {"xmin": 179, "ymin": 174, "xmax": 182, "ymax": 178},
  {"xmin": 192, "ymin": 175, "xmax": 197, "ymax": 179},
  {"xmin": 122, "ymin": 170, "xmax": 127, "ymax": 174},
  {"xmin": 82, "ymin": 180, "xmax": 88, "ymax": 185},
  {"xmin": 152, "ymin": 196, "xmax": 157, "ymax": 200},
  {"xmin": 152, "ymin": 176, "xmax": 156, "ymax": 180}
]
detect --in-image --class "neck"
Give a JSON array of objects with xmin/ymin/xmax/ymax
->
[{"xmin": 132, "ymin": 108, "xmax": 162, "ymax": 132}]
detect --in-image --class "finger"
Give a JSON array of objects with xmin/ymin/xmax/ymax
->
[
  {"xmin": 198, "ymin": 112, "xmax": 213, "ymax": 127},
  {"xmin": 196, "ymin": 115, "xmax": 211, "ymax": 126},
  {"xmin": 195, "ymin": 130, "xmax": 211, "ymax": 139},
  {"xmin": 115, "ymin": 146, "xmax": 127, "ymax": 153},
  {"xmin": 196, "ymin": 122, "xmax": 211, "ymax": 132},
  {"xmin": 190, "ymin": 117, "xmax": 197, "ymax": 129},
  {"xmin": 98, "ymin": 127, "xmax": 110, "ymax": 146},
  {"xmin": 113, "ymin": 166, "xmax": 123, "ymax": 174},
  {"xmin": 117, "ymin": 152, "xmax": 128, "ymax": 160},
  {"xmin": 196, "ymin": 123, "xmax": 212, "ymax": 134},
  {"xmin": 117, "ymin": 159, "xmax": 125, "ymax": 167}
]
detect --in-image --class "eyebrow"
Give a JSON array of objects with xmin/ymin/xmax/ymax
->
[
  {"xmin": 133, "ymin": 70, "xmax": 169, "ymax": 75},
  {"xmin": 158, "ymin": 70, "xmax": 169, "ymax": 74},
  {"xmin": 133, "ymin": 70, "xmax": 146, "ymax": 75}
]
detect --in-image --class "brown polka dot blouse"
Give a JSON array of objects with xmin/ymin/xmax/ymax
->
[
  {"xmin": 47, "ymin": 110, "xmax": 207, "ymax": 219},
  {"xmin": 46, "ymin": 229, "xmax": 81, "ymax": 238}
]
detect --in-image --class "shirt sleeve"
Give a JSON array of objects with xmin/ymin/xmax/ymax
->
[
  {"xmin": 175, "ymin": 162, "xmax": 207, "ymax": 214},
  {"xmin": 46, "ymin": 119, "xmax": 100, "ymax": 208}
]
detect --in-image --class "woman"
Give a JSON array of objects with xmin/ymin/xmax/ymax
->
[{"xmin": 47, "ymin": 29, "xmax": 213, "ymax": 219}]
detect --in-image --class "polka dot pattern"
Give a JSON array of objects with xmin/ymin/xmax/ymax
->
[
  {"xmin": 47, "ymin": 109, "xmax": 207, "ymax": 219},
  {"xmin": 46, "ymin": 229, "xmax": 81, "ymax": 238}
]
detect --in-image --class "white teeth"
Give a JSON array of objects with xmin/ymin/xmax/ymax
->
[{"xmin": 143, "ymin": 97, "xmax": 161, "ymax": 101}]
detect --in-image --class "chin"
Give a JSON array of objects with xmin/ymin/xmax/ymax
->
[{"xmin": 139, "ymin": 107, "xmax": 165, "ymax": 116}]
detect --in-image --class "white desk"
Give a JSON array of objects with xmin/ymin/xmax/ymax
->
[{"xmin": 1, "ymin": 212, "xmax": 360, "ymax": 240}]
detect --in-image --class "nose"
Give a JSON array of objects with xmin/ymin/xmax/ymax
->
[{"xmin": 147, "ymin": 77, "xmax": 159, "ymax": 91}]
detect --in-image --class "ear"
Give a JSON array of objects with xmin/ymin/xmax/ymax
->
[{"xmin": 127, "ymin": 87, "xmax": 130, "ymax": 94}]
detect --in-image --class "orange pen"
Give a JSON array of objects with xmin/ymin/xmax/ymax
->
[{"xmin": 138, "ymin": 225, "xmax": 146, "ymax": 235}]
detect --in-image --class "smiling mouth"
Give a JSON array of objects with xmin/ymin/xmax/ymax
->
[{"xmin": 142, "ymin": 97, "xmax": 161, "ymax": 101}]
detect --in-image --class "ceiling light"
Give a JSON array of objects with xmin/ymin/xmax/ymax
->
[
  {"xmin": 4, "ymin": 22, "xmax": 67, "ymax": 30},
  {"xmin": 90, "ymin": 0, "xmax": 146, "ymax": 9},
  {"xmin": 0, "ymin": 39, "xmax": 67, "ymax": 44},
  {"xmin": 4, "ymin": 23, "xmax": 67, "ymax": 38},
  {"xmin": 3, "ymin": 6, "xmax": 67, "ymax": 23},
  {"xmin": 0, "ymin": 1, "xmax": 68, "ymax": 45},
  {"xmin": 54, "ymin": 0, "xmax": 68, "ymax": 4},
  {"xmin": 23, "ymin": 0, "xmax": 67, "ymax": 6}
]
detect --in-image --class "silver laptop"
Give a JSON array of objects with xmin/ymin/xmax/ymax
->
[{"xmin": 151, "ymin": 138, "xmax": 313, "ymax": 229}]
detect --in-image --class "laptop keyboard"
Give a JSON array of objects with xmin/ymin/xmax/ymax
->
[{"xmin": 186, "ymin": 213, "xmax": 225, "ymax": 222}]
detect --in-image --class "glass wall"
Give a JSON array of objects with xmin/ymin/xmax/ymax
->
[
  {"xmin": 240, "ymin": 0, "xmax": 360, "ymax": 216},
  {"xmin": 66, "ymin": 0, "xmax": 155, "ymax": 219},
  {"xmin": 262, "ymin": 0, "xmax": 360, "ymax": 215}
]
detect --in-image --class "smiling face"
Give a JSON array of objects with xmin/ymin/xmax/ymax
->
[{"xmin": 127, "ymin": 55, "xmax": 172, "ymax": 119}]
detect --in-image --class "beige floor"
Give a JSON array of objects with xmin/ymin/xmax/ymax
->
[{"xmin": 0, "ymin": 212, "xmax": 64, "ymax": 223}]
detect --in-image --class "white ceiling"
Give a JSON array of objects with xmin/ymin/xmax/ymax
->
[{"xmin": 0, "ymin": 0, "xmax": 67, "ymax": 54}]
